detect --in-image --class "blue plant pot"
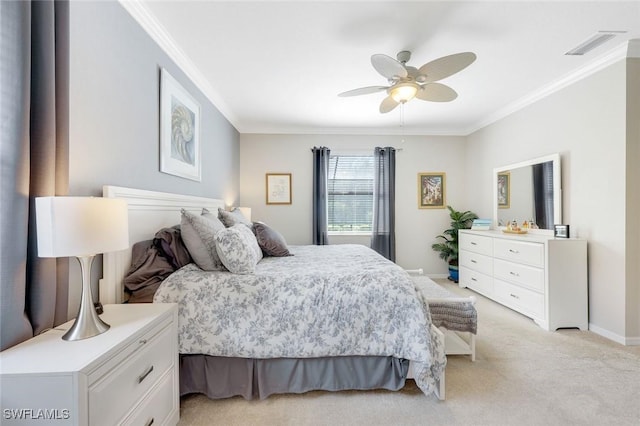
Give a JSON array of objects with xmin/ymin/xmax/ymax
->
[{"xmin": 448, "ymin": 266, "xmax": 459, "ymax": 283}]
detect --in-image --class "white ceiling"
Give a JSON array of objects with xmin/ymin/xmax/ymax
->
[{"xmin": 126, "ymin": 1, "xmax": 640, "ymax": 135}]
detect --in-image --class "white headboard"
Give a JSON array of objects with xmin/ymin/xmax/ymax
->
[{"xmin": 100, "ymin": 185, "xmax": 225, "ymax": 304}]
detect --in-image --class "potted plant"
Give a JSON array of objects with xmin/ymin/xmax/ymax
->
[{"xmin": 431, "ymin": 205, "xmax": 478, "ymax": 282}]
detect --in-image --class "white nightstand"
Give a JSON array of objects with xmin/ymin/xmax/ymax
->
[{"xmin": 0, "ymin": 303, "xmax": 179, "ymax": 425}]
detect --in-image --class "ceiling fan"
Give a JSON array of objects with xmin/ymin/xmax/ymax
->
[{"xmin": 338, "ymin": 51, "xmax": 476, "ymax": 113}]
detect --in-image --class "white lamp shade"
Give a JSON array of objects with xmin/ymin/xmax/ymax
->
[
  {"xmin": 238, "ymin": 207, "xmax": 252, "ymax": 222},
  {"xmin": 36, "ymin": 197, "xmax": 129, "ymax": 257}
]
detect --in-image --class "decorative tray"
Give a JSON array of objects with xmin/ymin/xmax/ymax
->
[{"xmin": 502, "ymin": 229, "xmax": 528, "ymax": 234}]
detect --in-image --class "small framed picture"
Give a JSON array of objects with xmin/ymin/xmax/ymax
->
[
  {"xmin": 554, "ymin": 224, "xmax": 570, "ymax": 238},
  {"xmin": 497, "ymin": 172, "xmax": 510, "ymax": 209},
  {"xmin": 266, "ymin": 173, "xmax": 292, "ymax": 205},
  {"xmin": 418, "ymin": 172, "xmax": 446, "ymax": 209}
]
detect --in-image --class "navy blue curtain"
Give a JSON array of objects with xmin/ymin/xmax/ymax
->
[
  {"xmin": 312, "ymin": 147, "xmax": 330, "ymax": 245},
  {"xmin": 370, "ymin": 147, "xmax": 396, "ymax": 261},
  {"xmin": 532, "ymin": 161, "xmax": 554, "ymax": 230}
]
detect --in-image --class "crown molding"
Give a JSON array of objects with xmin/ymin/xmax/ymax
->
[
  {"xmin": 118, "ymin": 0, "xmax": 239, "ymax": 130},
  {"xmin": 465, "ymin": 40, "xmax": 635, "ymax": 135}
]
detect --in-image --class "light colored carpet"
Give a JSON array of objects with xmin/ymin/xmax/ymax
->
[{"xmin": 177, "ymin": 279, "xmax": 640, "ymax": 426}]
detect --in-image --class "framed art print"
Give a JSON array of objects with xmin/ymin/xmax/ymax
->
[
  {"xmin": 497, "ymin": 172, "xmax": 510, "ymax": 209},
  {"xmin": 266, "ymin": 173, "xmax": 292, "ymax": 205},
  {"xmin": 418, "ymin": 172, "xmax": 446, "ymax": 209},
  {"xmin": 160, "ymin": 68, "xmax": 201, "ymax": 181}
]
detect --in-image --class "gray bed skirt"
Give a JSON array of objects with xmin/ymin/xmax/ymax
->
[{"xmin": 180, "ymin": 355, "xmax": 410, "ymax": 400}]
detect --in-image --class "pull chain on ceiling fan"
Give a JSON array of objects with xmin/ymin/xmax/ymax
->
[{"xmin": 338, "ymin": 50, "xmax": 476, "ymax": 113}]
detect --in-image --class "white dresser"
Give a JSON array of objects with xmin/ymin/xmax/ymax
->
[
  {"xmin": 0, "ymin": 303, "xmax": 179, "ymax": 425},
  {"xmin": 459, "ymin": 230, "xmax": 588, "ymax": 331}
]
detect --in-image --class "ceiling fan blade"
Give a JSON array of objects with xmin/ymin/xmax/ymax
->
[
  {"xmin": 416, "ymin": 83, "xmax": 458, "ymax": 102},
  {"xmin": 338, "ymin": 86, "xmax": 388, "ymax": 97},
  {"xmin": 379, "ymin": 96, "xmax": 400, "ymax": 113},
  {"xmin": 371, "ymin": 54, "xmax": 408, "ymax": 80},
  {"xmin": 418, "ymin": 52, "xmax": 477, "ymax": 82}
]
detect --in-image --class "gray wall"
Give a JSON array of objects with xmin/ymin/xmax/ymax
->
[
  {"xmin": 67, "ymin": 1, "xmax": 240, "ymax": 313},
  {"xmin": 68, "ymin": 1, "xmax": 239, "ymax": 201}
]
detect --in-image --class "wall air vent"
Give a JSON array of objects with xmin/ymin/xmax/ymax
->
[{"xmin": 565, "ymin": 31, "xmax": 627, "ymax": 56}]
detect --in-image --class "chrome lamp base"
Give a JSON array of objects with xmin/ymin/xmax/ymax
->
[{"xmin": 63, "ymin": 256, "xmax": 110, "ymax": 341}]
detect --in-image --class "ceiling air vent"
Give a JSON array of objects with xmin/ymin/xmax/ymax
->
[{"xmin": 565, "ymin": 31, "xmax": 626, "ymax": 56}]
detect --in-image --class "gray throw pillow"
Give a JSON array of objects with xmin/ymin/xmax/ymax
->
[
  {"xmin": 180, "ymin": 209, "xmax": 225, "ymax": 271},
  {"xmin": 215, "ymin": 224, "xmax": 263, "ymax": 274},
  {"xmin": 202, "ymin": 208, "xmax": 226, "ymax": 229},
  {"xmin": 218, "ymin": 207, "xmax": 251, "ymax": 228},
  {"xmin": 253, "ymin": 221, "xmax": 292, "ymax": 257}
]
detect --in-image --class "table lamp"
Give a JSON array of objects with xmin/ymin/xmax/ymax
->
[{"xmin": 36, "ymin": 197, "xmax": 129, "ymax": 341}]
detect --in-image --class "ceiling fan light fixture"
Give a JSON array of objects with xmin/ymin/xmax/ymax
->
[{"xmin": 390, "ymin": 82, "xmax": 419, "ymax": 103}]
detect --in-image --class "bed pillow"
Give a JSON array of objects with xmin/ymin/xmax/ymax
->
[
  {"xmin": 253, "ymin": 221, "xmax": 292, "ymax": 257},
  {"xmin": 218, "ymin": 207, "xmax": 252, "ymax": 228},
  {"xmin": 202, "ymin": 208, "xmax": 226, "ymax": 229},
  {"xmin": 180, "ymin": 209, "xmax": 225, "ymax": 271},
  {"xmin": 215, "ymin": 224, "xmax": 263, "ymax": 274}
]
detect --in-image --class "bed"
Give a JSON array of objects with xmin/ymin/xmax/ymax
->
[{"xmin": 100, "ymin": 186, "xmax": 452, "ymax": 401}]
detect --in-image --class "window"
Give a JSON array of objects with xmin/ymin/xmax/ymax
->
[{"xmin": 328, "ymin": 155, "xmax": 374, "ymax": 233}]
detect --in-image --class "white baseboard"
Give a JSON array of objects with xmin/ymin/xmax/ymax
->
[{"xmin": 588, "ymin": 323, "xmax": 640, "ymax": 346}]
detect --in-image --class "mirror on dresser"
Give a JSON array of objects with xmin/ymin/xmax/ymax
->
[{"xmin": 493, "ymin": 153, "xmax": 562, "ymax": 232}]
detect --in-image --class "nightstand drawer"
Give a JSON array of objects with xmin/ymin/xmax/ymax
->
[
  {"xmin": 494, "ymin": 259, "xmax": 544, "ymax": 292},
  {"xmin": 459, "ymin": 233, "xmax": 492, "ymax": 256},
  {"xmin": 122, "ymin": 368, "xmax": 176, "ymax": 426},
  {"xmin": 88, "ymin": 320, "xmax": 174, "ymax": 426},
  {"xmin": 493, "ymin": 238, "xmax": 544, "ymax": 267},
  {"xmin": 460, "ymin": 250, "xmax": 492, "ymax": 276}
]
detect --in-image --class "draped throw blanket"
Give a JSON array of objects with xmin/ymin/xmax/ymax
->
[{"xmin": 370, "ymin": 147, "xmax": 396, "ymax": 261}]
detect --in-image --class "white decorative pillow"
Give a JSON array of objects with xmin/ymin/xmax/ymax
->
[
  {"xmin": 215, "ymin": 224, "xmax": 263, "ymax": 274},
  {"xmin": 180, "ymin": 209, "xmax": 225, "ymax": 271}
]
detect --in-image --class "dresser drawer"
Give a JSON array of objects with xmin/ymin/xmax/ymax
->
[
  {"xmin": 459, "ymin": 266, "xmax": 493, "ymax": 296},
  {"xmin": 494, "ymin": 279, "xmax": 544, "ymax": 318},
  {"xmin": 460, "ymin": 250, "xmax": 493, "ymax": 276},
  {"xmin": 459, "ymin": 233, "xmax": 492, "ymax": 256},
  {"xmin": 122, "ymin": 368, "xmax": 177, "ymax": 426},
  {"xmin": 494, "ymin": 258, "xmax": 544, "ymax": 293},
  {"xmin": 88, "ymin": 320, "xmax": 174, "ymax": 426},
  {"xmin": 493, "ymin": 238, "xmax": 544, "ymax": 267}
]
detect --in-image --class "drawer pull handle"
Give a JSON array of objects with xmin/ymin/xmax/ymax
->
[
  {"xmin": 509, "ymin": 271, "xmax": 520, "ymax": 277},
  {"xmin": 471, "ymin": 278, "xmax": 477, "ymax": 282},
  {"xmin": 138, "ymin": 365, "xmax": 154, "ymax": 384},
  {"xmin": 145, "ymin": 418, "xmax": 155, "ymax": 426},
  {"xmin": 509, "ymin": 249, "xmax": 520, "ymax": 254},
  {"xmin": 139, "ymin": 338, "xmax": 148, "ymax": 345},
  {"xmin": 471, "ymin": 242, "xmax": 477, "ymax": 245},
  {"xmin": 471, "ymin": 259, "xmax": 477, "ymax": 263},
  {"xmin": 510, "ymin": 293, "xmax": 520, "ymax": 299}
]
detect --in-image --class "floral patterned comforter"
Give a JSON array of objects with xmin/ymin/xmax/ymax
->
[{"xmin": 154, "ymin": 244, "xmax": 446, "ymax": 396}]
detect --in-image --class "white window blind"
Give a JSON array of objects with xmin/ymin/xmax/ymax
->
[{"xmin": 328, "ymin": 155, "xmax": 374, "ymax": 232}]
